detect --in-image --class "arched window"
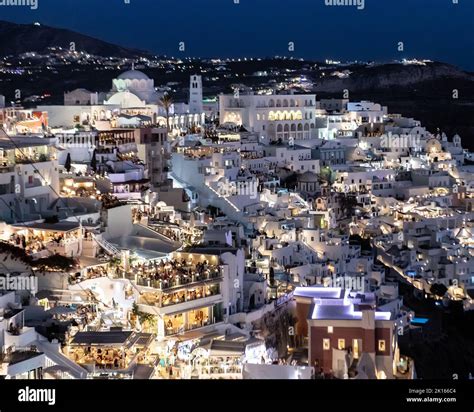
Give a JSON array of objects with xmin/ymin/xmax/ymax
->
[{"xmin": 304, "ymin": 124, "xmax": 310, "ymax": 138}]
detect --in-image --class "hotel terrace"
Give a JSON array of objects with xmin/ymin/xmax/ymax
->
[{"xmin": 118, "ymin": 252, "xmax": 226, "ymax": 338}]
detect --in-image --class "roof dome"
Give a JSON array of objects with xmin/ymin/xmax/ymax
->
[
  {"xmin": 105, "ymin": 91, "xmax": 145, "ymax": 108},
  {"xmin": 117, "ymin": 70, "xmax": 150, "ymax": 81}
]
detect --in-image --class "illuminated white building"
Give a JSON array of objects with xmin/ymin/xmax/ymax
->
[
  {"xmin": 107, "ymin": 69, "xmax": 160, "ymax": 105},
  {"xmin": 0, "ymin": 291, "xmax": 46, "ymax": 379},
  {"xmin": 219, "ymin": 93, "xmax": 317, "ymax": 142},
  {"xmin": 0, "ymin": 133, "xmax": 59, "ymax": 223},
  {"xmin": 189, "ymin": 74, "xmax": 203, "ymax": 115}
]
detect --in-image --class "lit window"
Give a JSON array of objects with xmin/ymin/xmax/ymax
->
[
  {"xmin": 338, "ymin": 339, "xmax": 345, "ymax": 350},
  {"xmin": 378, "ymin": 340, "xmax": 386, "ymax": 351},
  {"xmin": 327, "ymin": 326, "xmax": 333, "ymax": 334},
  {"xmin": 323, "ymin": 339, "xmax": 330, "ymax": 350}
]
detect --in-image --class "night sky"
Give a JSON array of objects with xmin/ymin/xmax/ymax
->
[{"xmin": 2, "ymin": 0, "xmax": 473, "ymax": 70}]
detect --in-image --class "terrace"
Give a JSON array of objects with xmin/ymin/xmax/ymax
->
[
  {"xmin": 67, "ymin": 331, "xmax": 155, "ymax": 373},
  {"xmin": 125, "ymin": 257, "xmax": 222, "ymax": 291},
  {"xmin": 0, "ymin": 345, "xmax": 45, "ymax": 379},
  {"xmin": 97, "ymin": 130, "xmax": 135, "ymax": 147},
  {"xmin": 15, "ymin": 153, "xmax": 51, "ymax": 164},
  {"xmin": 138, "ymin": 283, "xmax": 221, "ymax": 308},
  {"xmin": 0, "ymin": 159, "xmax": 14, "ymax": 173},
  {"xmin": 1, "ymin": 346, "xmax": 44, "ymax": 366},
  {"xmin": 163, "ymin": 303, "xmax": 223, "ymax": 336},
  {"xmin": 11, "ymin": 221, "xmax": 83, "ymax": 258}
]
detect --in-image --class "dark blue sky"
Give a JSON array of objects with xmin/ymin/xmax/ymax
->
[{"xmin": 2, "ymin": 0, "xmax": 474, "ymax": 70}]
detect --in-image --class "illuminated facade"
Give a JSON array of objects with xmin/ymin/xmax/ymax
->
[
  {"xmin": 294, "ymin": 287, "xmax": 402, "ymax": 379},
  {"xmin": 108, "ymin": 70, "xmax": 160, "ymax": 105},
  {"xmin": 219, "ymin": 93, "xmax": 317, "ymax": 142}
]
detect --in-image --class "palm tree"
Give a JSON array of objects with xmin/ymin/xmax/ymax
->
[{"xmin": 159, "ymin": 93, "xmax": 173, "ymax": 133}]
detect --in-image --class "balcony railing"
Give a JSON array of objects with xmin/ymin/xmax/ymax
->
[
  {"xmin": 130, "ymin": 269, "xmax": 222, "ymax": 291},
  {"xmin": 0, "ymin": 346, "xmax": 43, "ymax": 364},
  {"xmin": 15, "ymin": 154, "xmax": 51, "ymax": 164},
  {"xmin": 140, "ymin": 286, "xmax": 221, "ymax": 308},
  {"xmin": 0, "ymin": 164, "xmax": 14, "ymax": 173},
  {"xmin": 165, "ymin": 317, "xmax": 221, "ymax": 337}
]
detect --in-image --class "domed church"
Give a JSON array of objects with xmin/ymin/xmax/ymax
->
[{"xmin": 106, "ymin": 67, "xmax": 160, "ymax": 106}]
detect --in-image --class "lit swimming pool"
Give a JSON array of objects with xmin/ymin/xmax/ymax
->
[{"xmin": 411, "ymin": 317, "xmax": 429, "ymax": 325}]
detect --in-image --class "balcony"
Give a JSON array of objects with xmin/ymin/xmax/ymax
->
[
  {"xmin": 108, "ymin": 170, "xmax": 145, "ymax": 184},
  {"xmin": 4, "ymin": 326, "xmax": 37, "ymax": 348},
  {"xmin": 163, "ymin": 318, "xmax": 221, "ymax": 337},
  {"xmin": 45, "ymin": 238, "xmax": 81, "ymax": 258},
  {"xmin": 164, "ymin": 306, "xmax": 224, "ymax": 337},
  {"xmin": 139, "ymin": 293, "xmax": 223, "ymax": 318},
  {"xmin": 1, "ymin": 347, "xmax": 45, "ymax": 379},
  {"xmin": 131, "ymin": 268, "xmax": 222, "ymax": 291},
  {"xmin": 15, "ymin": 154, "xmax": 51, "ymax": 164},
  {"xmin": 139, "ymin": 283, "xmax": 222, "ymax": 309},
  {"xmin": 0, "ymin": 163, "xmax": 14, "ymax": 174}
]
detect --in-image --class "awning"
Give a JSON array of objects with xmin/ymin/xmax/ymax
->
[
  {"xmin": 71, "ymin": 331, "xmax": 133, "ymax": 346},
  {"xmin": 13, "ymin": 222, "xmax": 81, "ymax": 233},
  {"xmin": 209, "ymin": 339, "xmax": 245, "ymax": 356}
]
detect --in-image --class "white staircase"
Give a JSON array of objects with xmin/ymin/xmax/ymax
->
[
  {"xmin": 135, "ymin": 223, "xmax": 181, "ymax": 248},
  {"xmin": 92, "ymin": 234, "xmax": 120, "ymax": 256}
]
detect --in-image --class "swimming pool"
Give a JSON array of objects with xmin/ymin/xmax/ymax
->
[{"xmin": 411, "ymin": 317, "xmax": 429, "ymax": 325}]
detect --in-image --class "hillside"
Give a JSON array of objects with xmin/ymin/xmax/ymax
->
[
  {"xmin": 0, "ymin": 20, "xmax": 149, "ymax": 58},
  {"xmin": 315, "ymin": 62, "xmax": 474, "ymax": 92}
]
